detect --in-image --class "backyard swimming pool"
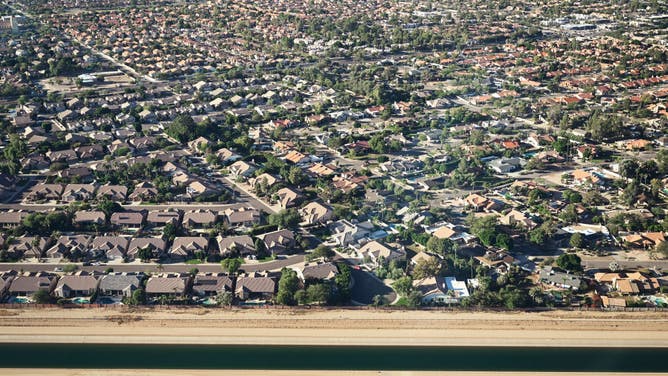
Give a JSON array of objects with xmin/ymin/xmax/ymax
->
[{"xmin": 8, "ymin": 296, "xmax": 31, "ymax": 304}]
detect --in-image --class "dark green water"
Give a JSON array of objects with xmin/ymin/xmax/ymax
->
[{"xmin": 0, "ymin": 344, "xmax": 667, "ymax": 372}]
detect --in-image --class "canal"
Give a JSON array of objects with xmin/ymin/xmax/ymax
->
[{"xmin": 0, "ymin": 344, "xmax": 666, "ymax": 372}]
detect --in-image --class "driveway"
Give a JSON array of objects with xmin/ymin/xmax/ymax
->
[{"xmin": 349, "ymin": 267, "xmax": 396, "ymax": 305}]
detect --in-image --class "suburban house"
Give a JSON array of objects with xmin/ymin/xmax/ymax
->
[
  {"xmin": 90, "ymin": 236, "xmax": 130, "ymax": 260},
  {"xmin": 539, "ymin": 266, "xmax": 583, "ymax": 290},
  {"xmin": 594, "ymin": 272, "xmax": 660, "ymax": 295},
  {"xmin": 146, "ymin": 210, "xmax": 182, "ymax": 227},
  {"xmin": 76, "ymin": 145, "xmax": 105, "ymax": 160},
  {"xmin": 169, "ymin": 237, "xmax": 209, "ymax": 260},
  {"xmin": 444, "ymin": 277, "xmax": 471, "ymax": 301},
  {"xmin": 499, "ymin": 209, "xmax": 537, "ymax": 229},
  {"xmin": 192, "ymin": 273, "xmax": 233, "ymax": 297},
  {"xmin": 357, "ymin": 241, "xmax": 406, "ymax": 266},
  {"xmin": 128, "ymin": 182, "xmax": 159, "ymax": 202},
  {"xmin": 413, "ymin": 277, "xmax": 448, "ymax": 304},
  {"xmin": 188, "ymin": 136, "xmax": 211, "ymax": 154},
  {"xmin": 431, "ymin": 225, "xmax": 456, "ymax": 240},
  {"xmin": 235, "ymin": 272, "xmax": 276, "ymax": 301},
  {"xmin": 73, "ymin": 210, "xmax": 106, "ymax": 226},
  {"xmin": 8, "ymin": 271, "xmax": 58, "ymax": 297},
  {"xmin": 216, "ymin": 148, "xmax": 241, "ymax": 164},
  {"xmin": 249, "ymin": 173, "xmax": 279, "ymax": 191},
  {"xmin": 127, "ymin": 237, "xmax": 167, "ymax": 260},
  {"xmin": 145, "ymin": 273, "xmax": 191, "ymax": 299},
  {"xmin": 98, "ymin": 273, "xmax": 144, "ymax": 298},
  {"xmin": 46, "ymin": 235, "xmax": 91, "ymax": 259},
  {"xmin": 411, "ymin": 251, "xmax": 439, "ymax": 266},
  {"xmin": 223, "ymin": 207, "xmax": 262, "ymax": 228},
  {"xmin": 294, "ymin": 262, "xmax": 339, "ymax": 282},
  {"xmin": 329, "ymin": 219, "xmax": 374, "ymax": 247},
  {"xmin": 54, "ymin": 272, "xmax": 100, "ymax": 298},
  {"xmin": 186, "ymin": 180, "xmax": 220, "ymax": 198},
  {"xmin": 257, "ymin": 229, "xmax": 296, "ymax": 256},
  {"xmin": 96, "ymin": 185, "xmax": 128, "ymax": 202},
  {"xmin": 216, "ymin": 235, "xmax": 255, "ymax": 257},
  {"xmin": 276, "ymin": 187, "xmax": 301, "ymax": 208},
  {"xmin": 6, "ymin": 236, "xmax": 49, "ymax": 259},
  {"xmin": 300, "ymin": 201, "xmax": 334, "ymax": 225},
  {"xmin": 228, "ymin": 160, "xmax": 257, "ymax": 178},
  {"xmin": 182, "ymin": 209, "xmax": 218, "ymax": 229},
  {"xmin": 474, "ymin": 251, "xmax": 515, "ymax": 275},
  {"xmin": 110, "ymin": 211, "xmax": 145, "ymax": 230},
  {"xmin": 59, "ymin": 167, "xmax": 94, "ymax": 183},
  {"xmin": 0, "ymin": 211, "xmax": 28, "ymax": 228},
  {"xmin": 621, "ymin": 232, "xmax": 666, "ymax": 249},
  {"xmin": 462, "ymin": 194, "xmax": 503, "ymax": 212},
  {"xmin": 26, "ymin": 184, "xmax": 64, "ymax": 202},
  {"xmin": 61, "ymin": 184, "xmax": 97, "ymax": 202}
]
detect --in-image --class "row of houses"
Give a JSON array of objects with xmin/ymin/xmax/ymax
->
[
  {"xmin": 1, "ymin": 261, "xmax": 341, "ymax": 302},
  {"xmin": 0, "ymin": 207, "xmax": 264, "ymax": 231},
  {"xmin": 2, "ymin": 229, "xmax": 295, "ymax": 261}
]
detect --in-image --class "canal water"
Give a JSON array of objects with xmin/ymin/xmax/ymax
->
[{"xmin": 0, "ymin": 344, "xmax": 666, "ymax": 372}]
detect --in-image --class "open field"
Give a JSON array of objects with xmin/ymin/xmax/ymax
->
[{"xmin": 1, "ymin": 308, "xmax": 667, "ymax": 348}]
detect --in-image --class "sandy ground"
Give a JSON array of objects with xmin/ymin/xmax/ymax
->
[
  {"xmin": 1, "ymin": 308, "xmax": 668, "ymax": 348},
  {"xmin": 2, "ymin": 371, "xmax": 667, "ymax": 376}
]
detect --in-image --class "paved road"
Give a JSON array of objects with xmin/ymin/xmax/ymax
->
[
  {"xmin": 583, "ymin": 260, "xmax": 668, "ymax": 271},
  {"xmin": 349, "ymin": 267, "xmax": 396, "ymax": 305},
  {"xmin": 0, "ymin": 255, "xmax": 305, "ymax": 274},
  {"xmin": 219, "ymin": 177, "xmax": 278, "ymax": 214}
]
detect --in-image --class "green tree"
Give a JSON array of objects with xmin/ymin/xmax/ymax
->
[
  {"xmin": 569, "ymin": 233, "xmax": 584, "ymax": 249},
  {"xmin": 335, "ymin": 263, "xmax": 352, "ymax": 303},
  {"xmin": 276, "ymin": 268, "xmax": 300, "ymax": 305},
  {"xmin": 215, "ymin": 291, "xmax": 234, "ymax": 306},
  {"xmin": 556, "ymin": 253, "xmax": 582, "ymax": 272},
  {"xmin": 426, "ymin": 236, "xmax": 455, "ymax": 256},
  {"xmin": 392, "ymin": 276, "xmax": 413, "ymax": 297},
  {"xmin": 287, "ymin": 166, "xmax": 307, "ymax": 186},
  {"xmin": 166, "ymin": 114, "xmax": 196, "ymax": 143},
  {"xmin": 406, "ymin": 290, "xmax": 423, "ymax": 308},
  {"xmin": 162, "ymin": 222, "xmax": 178, "ymax": 242},
  {"xmin": 306, "ymin": 284, "xmax": 331, "ymax": 304},
  {"xmin": 306, "ymin": 245, "xmax": 335, "ymax": 261},
  {"xmin": 137, "ymin": 246, "xmax": 154, "ymax": 262},
  {"xmin": 97, "ymin": 199, "xmax": 122, "ymax": 218},
  {"xmin": 495, "ymin": 233, "xmax": 513, "ymax": 251},
  {"xmin": 295, "ymin": 289, "xmax": 309, "ymax": 305},
  {"xmin": 412, "ymin": 256, "xmax": 442, "ymax": 279},
  {"xmin": 558, "ymin": 204, "xmax": 579, "ymax": 224},
  {"xmin": 529, "ymin": 227, "xmax": 548, "ymax": 245},
  {"xmin": 220, "ymin": 258, "xmax": 243, "ymax": 274},
  {"xmin": 130, "ymin": 289, "xmax": 146, "ymax": 305},
  {"xmin": 32, "ymin": 289, "xmax": 54, "ymax": 304},
  {"xmin": 268, "ymin": 209, "xmax": 301, "ymax": 230},
  {"xmin": 63, "ymin": 264, "xmax": 78, "ymax": 273}
]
